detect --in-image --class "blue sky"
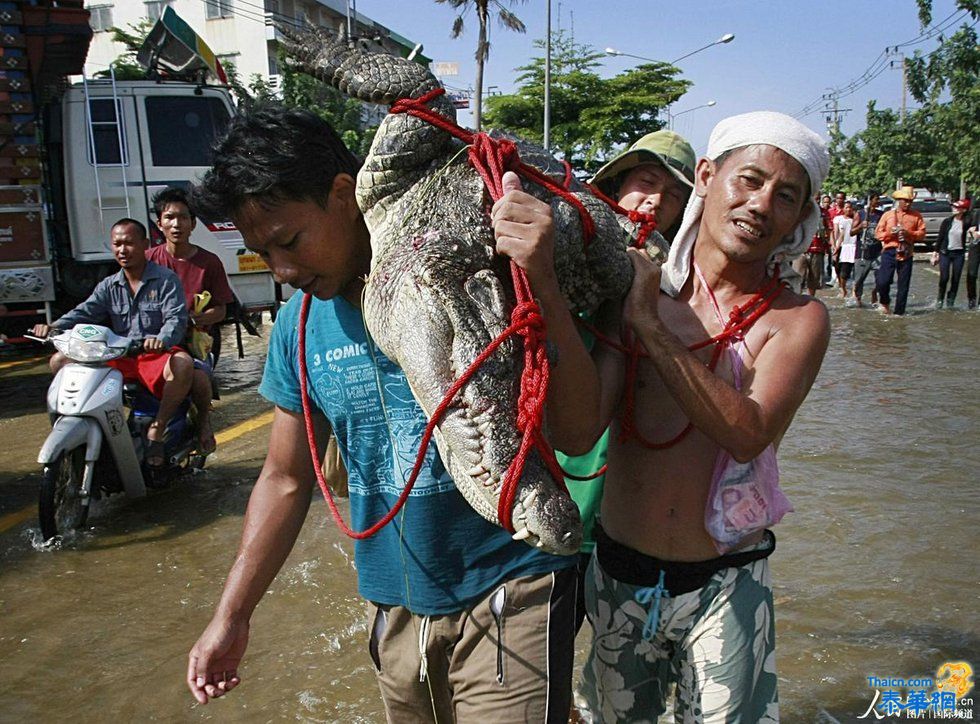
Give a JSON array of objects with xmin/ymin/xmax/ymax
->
[{"xmin": 365, "ymin": 0, "xmax": 969, "ymax": 157}]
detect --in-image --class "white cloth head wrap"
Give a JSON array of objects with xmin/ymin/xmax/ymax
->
[{"xmin": 660, "ymin": 111, "xmax": 830, "ymax": 296}]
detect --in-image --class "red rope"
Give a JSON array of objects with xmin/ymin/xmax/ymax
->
[
  {"xmin": 614, "ymin": 269, "xmax": 784, "ymax": 449},
  {"xmin": 585, "ymin": 182, "xmax": 658, "ymax": 250},
  {"xmin": 298, "ymin": 87, "xmax": 598, "ymax": 538}
]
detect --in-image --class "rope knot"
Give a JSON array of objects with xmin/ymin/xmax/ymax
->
[
  {"xmin": 389, "ymin": 87, "xmax": 445, "ymax": 115},
  {"xmin": 511, "ymin": 300, "xmax": 545, "ymax": 338}
]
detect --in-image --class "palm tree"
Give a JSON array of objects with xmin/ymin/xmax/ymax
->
[{"xmin": 435, "ymin": 0, "xmax": 526, "ymax": 131}]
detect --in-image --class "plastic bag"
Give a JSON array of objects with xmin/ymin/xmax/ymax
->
[
  {"xmin": 187, "ymin": 291, "xmax": 213, "ymax": 360},
  {"xmin": 704, "ymin": 444, "xmax": 793, "ymax": 554}
]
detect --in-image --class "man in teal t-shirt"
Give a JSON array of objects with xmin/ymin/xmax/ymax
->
[
  {"xmin": 559, "ymin": 129, "xmax": 696, "ymax": 630},
  {"xmin": 185, "ymin": 106, "xmax": 581, "ymax": 722}
]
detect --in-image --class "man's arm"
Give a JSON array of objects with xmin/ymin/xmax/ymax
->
[
  {"xmin": 875, "ymin": 211, "xmax": 894, "ymax": 243},
  {"xmin": 193, "ymin": 255, "xmax": 235, "ymax": 327},
  {"xmin": 155, "ymin": 276, "xmax": 189, "ymax": 348},
  {"xmin": 908, "ymin": 213, "xmax": 927, "ymax": 242},
  {"xmin": 51, "ymin": 279, "xmax": 112, "ymax": 331},
  {"xmin": 193, "ymin": 303, "xmax": 227, "ymax": 328},
  {"xmin": 490, "ymin": 171, "xmax": 603, "ymax": 455},
  {"xmin": 624, "ymin": 249, "xmax": 830, "ymax": 463},
  {"xmin": 187, "ymin": 405, "xmax": 327, "ymax": 704}
]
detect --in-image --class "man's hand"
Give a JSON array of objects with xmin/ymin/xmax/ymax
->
[
  {"xmin": 490, "ymin": 171, "xmax": 556, "ymax": 287},
  {"xmin": 187, "ymin": 614, "xmax": 249, "ymax": 704},
  {"xmin": 623, "ymin": 246, "xmax": 663, "ymax": 333},
  {"xmin": 143, "ymin": 337, "xmax": 164, "ymax": 352},
  {"xmin": 931, "ymin": 251, "xmax": 940, "ymax": 266},
  {"xmin": 29, "ymin": 324, "xmax": 51, "ymax": 339}
]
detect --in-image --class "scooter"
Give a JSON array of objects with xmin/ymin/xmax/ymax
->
[{"xmin": 29, "ymin": 324, "xmax": 208, "ymax": 541}]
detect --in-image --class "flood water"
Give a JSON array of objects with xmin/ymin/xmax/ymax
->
[{"xmin": 0, "ymin": 263, "xmax": 976, "ymax": 722}]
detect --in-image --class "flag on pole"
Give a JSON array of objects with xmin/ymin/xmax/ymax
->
[{"xmin": 137, "ymin": 7, "xmax": 227, "ymax": 83}]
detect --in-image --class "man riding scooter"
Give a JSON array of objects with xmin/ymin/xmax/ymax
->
[
  {"xmin": 31, "ymin": 218, "xmax": 193, "ymax": 470},
  {"xmin": 146, "ymin": 187, "xmax": 234, "ymax": 455}
]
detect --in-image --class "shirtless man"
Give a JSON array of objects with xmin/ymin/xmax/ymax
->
[{"xmin": 574, "ymin": 112, "xmax": 831, "ymax": 722}]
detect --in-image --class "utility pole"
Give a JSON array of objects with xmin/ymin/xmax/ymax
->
[
  {"xmin": 821, "ymin": 91, "xmax": 849, "ymax": 136},
  {"xmin": 887, "ymin": 47, "xmax": 907, "ymax": 122}
]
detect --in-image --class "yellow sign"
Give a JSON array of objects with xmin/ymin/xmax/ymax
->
[{"xmin": 237, "ymin": 253, "xmax": 268, "ymax": 273}]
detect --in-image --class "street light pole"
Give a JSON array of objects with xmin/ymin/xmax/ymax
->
[
  {"xmin": 544, "ymin": 0, "xmax": 551, "ymax": 150},
  {"xmin": 669, "ymin": 100, "xmax": 716, "ymax": 130},
  {"xmin": 605, "ymin": 33, "xmax": 735, "ymax": 66},
  {"xmin": 605, "ymin": 34, "xmax": 733, "ymax": 129},
  {"xmin": 670, "ymin": 33, "xmax": 735, "ymax": 64}
]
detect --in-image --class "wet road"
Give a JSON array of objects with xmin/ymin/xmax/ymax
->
[{"xmin": 1, "ymin": 263, "xmax": 977, "ymax": 722}]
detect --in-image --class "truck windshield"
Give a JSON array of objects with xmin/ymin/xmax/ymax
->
[{"xmin": 144, "ymin": 96, "xmax": 231, "ymax": 167}]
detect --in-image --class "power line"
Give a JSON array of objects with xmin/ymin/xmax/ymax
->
[{"xmin": 793, "ymin": 9, "xmax": 969, "ymax": 119}]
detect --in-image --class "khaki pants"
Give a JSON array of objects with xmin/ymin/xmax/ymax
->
[{"xmin": 368, "ymin": 568, "xmax": 576, "ymax": 723}]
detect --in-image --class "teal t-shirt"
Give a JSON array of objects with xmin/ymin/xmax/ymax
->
[
  {"xmin": 259, "ymin": 294, "xmax": 573, "ymax": 615},
  {"xmin": 556, "ymin": 431, "xmax": 607, "ymax": 554}
]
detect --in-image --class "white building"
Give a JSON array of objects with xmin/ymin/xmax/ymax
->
[{"xmin": 83, "ymin": 0, "xmax": 427, "ymax": 98}]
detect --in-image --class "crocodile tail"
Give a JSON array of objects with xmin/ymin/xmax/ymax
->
[{"xmin": 277, "ymin": 22, "xmax": 445, "ymax": 107}]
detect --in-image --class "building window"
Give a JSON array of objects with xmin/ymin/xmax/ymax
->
[
  {"xmin": 145, "ymin": 0, "xmax": 172, "ymax": 21},
  {"xmin": 264, "ymin": 0, "xmax": 279, "ymax": 13},
  {"xmin": 89, "ymin": 4, "xmax": 113, "ymax": 33},
  {"xmin": 205, "ymin": 0, "xmax": 233, "ymax": 20},
  {"xmin": 267, "ymin": 50, "xmax": 279, "ymax": 76}
]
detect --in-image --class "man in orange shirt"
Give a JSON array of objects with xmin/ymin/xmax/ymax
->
[{"xmin": 875, "ymin": 186, "xmax": 926, "ymax": 315}]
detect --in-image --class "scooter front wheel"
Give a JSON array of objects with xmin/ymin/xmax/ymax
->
[{"xmin": 39, "ymin": 447, "xmax": 89, "ymax": 541}]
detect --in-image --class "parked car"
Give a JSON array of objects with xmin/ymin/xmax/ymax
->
[{"xmin": 912, "ymin": 198, "xmax": 952, "ymax": 248}]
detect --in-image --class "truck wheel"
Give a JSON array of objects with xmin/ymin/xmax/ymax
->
[{"xmin": 38, "ymin": 448, "xmax": 89, "ymax": 541}]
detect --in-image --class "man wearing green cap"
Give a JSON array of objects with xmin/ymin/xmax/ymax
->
[{"xmin": 558, "ymin": 129, "xmax": 697, "ymax": 633}]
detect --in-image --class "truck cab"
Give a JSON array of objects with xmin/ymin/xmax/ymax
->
[{"xmin": 50, "ymin": 79, "xmax": 274, "ymax": 311}]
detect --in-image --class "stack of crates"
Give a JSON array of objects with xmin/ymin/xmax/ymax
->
[{"xmin": 0, "ymin": 2, "xmax": 50, "ymax": 318}]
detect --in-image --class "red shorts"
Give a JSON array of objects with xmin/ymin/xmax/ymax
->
[{"xmin": 107, "ymin": 348, "xmax": 181, "ymax": 398}]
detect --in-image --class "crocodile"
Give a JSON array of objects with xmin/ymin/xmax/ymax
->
[{"xmin": 279, "ymin": 24, "xmax": 666, "ymax": 556}]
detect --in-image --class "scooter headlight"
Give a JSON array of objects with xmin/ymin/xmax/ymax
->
[{"xmin": 66, "ymin": 337, "xmax": 125, "ymax": 362}]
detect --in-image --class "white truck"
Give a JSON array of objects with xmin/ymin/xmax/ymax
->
[{"xmin": 0, "ymin": 5, "xmax": 276, "ymax": 340}]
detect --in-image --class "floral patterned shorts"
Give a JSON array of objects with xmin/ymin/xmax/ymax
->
[{"xmin": 579, "ymin": 540, "xmax": 778, "ymax": 723}]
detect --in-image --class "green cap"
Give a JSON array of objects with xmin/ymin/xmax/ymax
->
[{"xmin": 589, "ymin": 129, "xmax": 696, "ymax": 193}]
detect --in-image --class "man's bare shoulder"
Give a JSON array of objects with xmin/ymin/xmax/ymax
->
[{"xmin": 771, "ymin": 289, "xmax": 830, "ymax": 344}]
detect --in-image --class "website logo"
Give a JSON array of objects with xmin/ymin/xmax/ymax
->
[{"xmin": 858, "ymin": 661, "xmax": 974, "ymax": 719}]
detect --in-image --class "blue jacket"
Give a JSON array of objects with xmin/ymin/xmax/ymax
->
[{"xmin": 53, "ymin": 261, "xmax": 188, "ymax": 348}]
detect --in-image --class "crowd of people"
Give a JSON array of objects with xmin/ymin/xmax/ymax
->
[
  {"xmin": 181, "ymin": 103, "xmax": 835, "ymax": 724},
  {"xmin": 797, "ymin": 187, "xmax": 979, "ymax": 313}
]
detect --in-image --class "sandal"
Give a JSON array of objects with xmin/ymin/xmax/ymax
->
[
  {"xmin": 145, "ymin": 437, "xmax": 167, "ymax": 469},
  {"xmin": 197, "ymin": 432, "xmax": 217, "ymax": 455}
]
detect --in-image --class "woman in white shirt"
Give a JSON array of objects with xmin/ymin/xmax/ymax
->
[
  {"xmin": 832, "ymin": 201, "xmax": 859, "ymax": 298},
  {"xmin": 932, "ymin": 199, "xmax": 972, "ymax": 308}
]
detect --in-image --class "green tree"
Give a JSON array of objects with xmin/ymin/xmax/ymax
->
[
  {"xmin": 823, "ymin": 2, "xmax": 979, "ymax": 197},
  {"xmin": 824, "ymin": 102, "xmax": 957, "ymax": 195},
  {"xmin": 907, "ymin": 2, "xmax": 980, "ymax": 192},
  {"xmin": 435, "ymin": 0, "xmax": 527, "ymax": 131},
  {"xmin": 483, "ymin": 31, "xmax": 689, "ymax": 172},
  {"xmin": 97, "ymin": 19, "xmax": 155, "ymax": 80}
]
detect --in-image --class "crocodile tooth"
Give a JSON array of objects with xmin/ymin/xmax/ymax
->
[
  {"xmin": 535, "ymin": 540, "xmax": 545, "ymax": 548},
  {"xmin": 477, "ymin": 420, "xmax": 492, "ymax": 435},
  {"xmin": 561, "ymin": 531, "xmax": 573, "ymax": 543},
  {"xmin": 467, "ymin": 464, "xmax": 488, "ymax": 477},
  {"xmin": 522, "ymin": 490, "xmax": 538, "ymax": 509},
  {"xmin": 512, "ymin": 527, "xmax": 531, "ymax": 541}
]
